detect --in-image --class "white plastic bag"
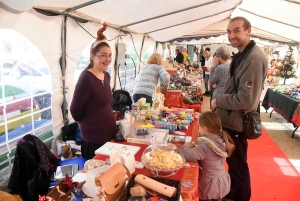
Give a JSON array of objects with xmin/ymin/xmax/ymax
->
[{"xmin": 121, "ymin": 119, "xmax": 131, "ymax": 139}]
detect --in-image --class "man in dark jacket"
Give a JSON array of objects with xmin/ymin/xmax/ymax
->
[
  {"xmin": 174, "ymin": 49, "xmax": 184, "ymax": 65},
  {"xmin": 211, "ymin": 17, "xmax": 268, "ymax": 201}
]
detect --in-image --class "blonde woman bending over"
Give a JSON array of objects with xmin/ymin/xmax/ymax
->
[{"xmin": 133, "ymin": 53, "xmax": 170, "ymax": 105}]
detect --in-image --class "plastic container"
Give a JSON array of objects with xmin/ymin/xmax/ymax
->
[{"xmin": 141, "ymin": 141, "xmax": 185, "ymax": 177}]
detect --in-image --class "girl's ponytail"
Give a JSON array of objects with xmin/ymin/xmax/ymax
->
[{"xmin": 220, "ymin": 130, "xmax": 235, "ymax": 157}]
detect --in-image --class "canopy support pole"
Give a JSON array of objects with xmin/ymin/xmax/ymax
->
[
  {"xmin": 61, "ymin": 15, "xmax": 68, "ymax": 126},
  {"xmin": 120, "ymin": 0, "xmax": 223, "ymax": 28},
  {"xmin": 66, "ymin": 0, "xmax": 104, "ymax": 12},
  {"xmin": 138, "ymin": 35, "xmax": 146, "ymax": 73},
  {"xmin": 113, "ymin": 36, "xmax": 121, "ymax": 92},
  {"xmin": 147, "ymin": 7, "xmax": 235, "ymax": 34},
  {"xmin": 239, "ymin": 8, "xmax": 300, "ymax": 29},
  {"xmin": 284, "ymin": 0, "xmax": 300, "ymax": 5}
]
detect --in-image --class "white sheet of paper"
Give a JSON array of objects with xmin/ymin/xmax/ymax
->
[{"xmin": 94, "ymin": 142, "xmax": 140, "ymax": 156}]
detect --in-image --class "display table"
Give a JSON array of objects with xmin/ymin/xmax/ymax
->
[
  {"xmin": 94, "ymin": 117, "xmax": 200, "ymax": 201},
  {"xmin": 163, "ymin": 91, "xmax": 202, "ymax": 113},
  {"xmin": 262, "ymin": 87, "xmax": 300, "ymax": 137}
]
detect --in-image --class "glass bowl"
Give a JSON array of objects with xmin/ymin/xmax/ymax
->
[{"xmin": 141, "ymin": 141, "xmax": 186, "ymax": 177}]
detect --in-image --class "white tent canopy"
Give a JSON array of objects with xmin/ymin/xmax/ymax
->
[
  {"xmin": 0, "ymin": 0, "xmax": 300, "ymax": 155},
  {"xmin": 170, "ymin": 19, "xmax": 299, "ymax": 45},
  {"xmin": 1, "ymin": 0, "xmax": 299, "ymax": 43}
]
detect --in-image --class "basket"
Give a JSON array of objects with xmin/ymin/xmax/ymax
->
[{"xmin": 119, "ymin": 174, "xmax": 181, "ymax": 201}]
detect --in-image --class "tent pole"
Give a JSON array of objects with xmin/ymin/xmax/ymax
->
[
  {"xmin": 138, "ymin": 35, "xmax": 146, "ymax": 73},
  {"xmin": 251, "ymin": 26, "xmax": 298, "ymax": 45},
  {"xmin": 147, "ymin": 7, "xmax": 235, "ymax": 34},
  {"xmin": 112, "ymin": 35, "xmax": 121, "ymax": 92},
  {"xmin": 66, "ymin": 0, "xmax": 104, "ymax": 12},
  {"xmin": 120, "ymin": 0, "xmax": 223, "ymax": 28},
  {"xmin": 155, "ymin": 41, "xmax": 159, "ymax": 52},
  {"xmin": 239, "ymin": 8, "xmax": 300, "ymax": 29},
  {"xmin": 284, "ymin": 0, "xmax": 300, "ymax": 5},
  {"xmin": 61, "ymin": 15, "xmax": 68, "ymax": 126}
]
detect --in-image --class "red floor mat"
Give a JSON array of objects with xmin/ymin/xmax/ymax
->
[{"xmin": 248, "ymin": 128, "xmax": 300, "ymax": 201}]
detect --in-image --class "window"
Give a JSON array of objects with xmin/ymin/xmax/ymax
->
[
  {"xmin": 119, "ymin": 43, "xmax": 139, "ymax": 95},
  {"xmin": 142, "ymin": 45, "xmax": 154, "ymax": 64},
  {"xmin": 0, "ymin": 29, "xmax": 53, "ymax": 183}
]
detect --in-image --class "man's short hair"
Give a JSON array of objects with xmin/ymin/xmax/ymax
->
[{"xmin": 230, "ymin": 17, "xmax": 251, "ymax": 30}]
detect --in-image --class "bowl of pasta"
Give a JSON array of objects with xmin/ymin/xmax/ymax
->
[{"xmin": 141, "ymin": 141, "xmax": 185, "ymax": 177}]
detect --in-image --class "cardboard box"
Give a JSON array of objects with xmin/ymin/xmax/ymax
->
[{"xmin": 119, "ymin": 174, "xmax": 181, "ymax": 201}]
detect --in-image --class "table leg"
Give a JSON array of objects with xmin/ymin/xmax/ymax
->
[
  {"xmin": 292, "ymin": 125, "xmax": 299, "ymax": 138},
  {"xmin": 270, "ymin": 109, "xmax": 274, "ymax": 118}
]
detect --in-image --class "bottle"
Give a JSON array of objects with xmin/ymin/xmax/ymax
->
[
  {"xmin": 124, "ymin": 106, "xmax": 131, "ymax": 121},
  {"xmin": 125, "ymin": 106, "xmax": 130, "ymax": 114}
]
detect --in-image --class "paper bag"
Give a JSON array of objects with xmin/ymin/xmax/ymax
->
[
  {"xmin": 82, "ymin": 165, "xmax": 110, "ymax": 199},
  {"xmin": 110, "ymin": 147, "xmax": 135, "ymax": 174},
  {"xmin": 122, "ymin": 150, "xmax": 135, "ymax": 174},
  {"xmin": 121, "ymin": 120, "xmax": 131, "ymax": 139},
  {"xmin": 110, "ymin": 147, "xmax": 122, "ymax": 165}
]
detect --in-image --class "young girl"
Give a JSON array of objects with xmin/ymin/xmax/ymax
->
[{"xmin": 182, "ymin": 111, "xmax": 234, "ymax": 201}]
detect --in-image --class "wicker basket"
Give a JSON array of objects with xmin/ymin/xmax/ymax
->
[{"xmin": 119, "ymin": 174, "xmax": 181, "ymax": 201}]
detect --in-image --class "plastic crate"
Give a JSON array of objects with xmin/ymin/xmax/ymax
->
[{"xmin": 119, "ymin": 174, "xmax": 181, "ymax": 201}]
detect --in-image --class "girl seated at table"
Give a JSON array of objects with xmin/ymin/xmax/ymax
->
[{"xmin": 182, "ymin": 111, "xmax": 234, "ymax": 201}]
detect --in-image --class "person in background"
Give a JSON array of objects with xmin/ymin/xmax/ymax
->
[
  {"xmin": 276, "ymin": 58, "xmax": 282, "ymax": 68},
  {"xmin": 211, "ymin": 17, "xmax": 268, "ymax": 201},
  {"xmin": 70, "ymin": 23, "xmax": 116, "ymax": 160},
  {"xmin": 182, "ymin": 111, "xmax": 234, "ymax": 201},
  {"xmin": 209, "ymin": 45, "xmax": 232, "ymax": 100},
  {"xmin": 174, "ymin": 49, "xmax": 184, "ymax": 66},
  {"xmin": 201, "ymin": 47, "xmax": 211, "ymax": 66},
  {"xmin": 267, "ymin": 59, "xmax": 278, "ymax": 83},
  {"xmin": 182, "ymin": 47, "xmax": 189, "ymax": 62},
  {"xmin": 202, "ymin": 50, "xmax": 213, "ymax": 96},
  {"xmin": 133, "ymin": 53, "xmax": 170, "ymax": 105},
  {"xmin": 270, "ymin": 59, "xmax": 276, "ymax": 68},
  {"xmin": 267, "ymin": 59, "xmax": 276, "ymax": 75}
]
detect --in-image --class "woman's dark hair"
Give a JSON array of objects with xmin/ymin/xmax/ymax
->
[
  {"xmin": 270, "ymin": 59, "xmax": 276, "ymax": 65},
  {"xmin": 86, "ymin": 42, "xmax": 110, "ymax": 70}
]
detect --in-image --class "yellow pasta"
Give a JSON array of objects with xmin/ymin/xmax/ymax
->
[{"xmin": 143, "ymin": 150, "xmax": 183, "ymax": 170}]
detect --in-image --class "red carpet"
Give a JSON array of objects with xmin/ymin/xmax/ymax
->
[{"xmin": 248, "ymin": 128, "xmax": 300, "ymax": 201}]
